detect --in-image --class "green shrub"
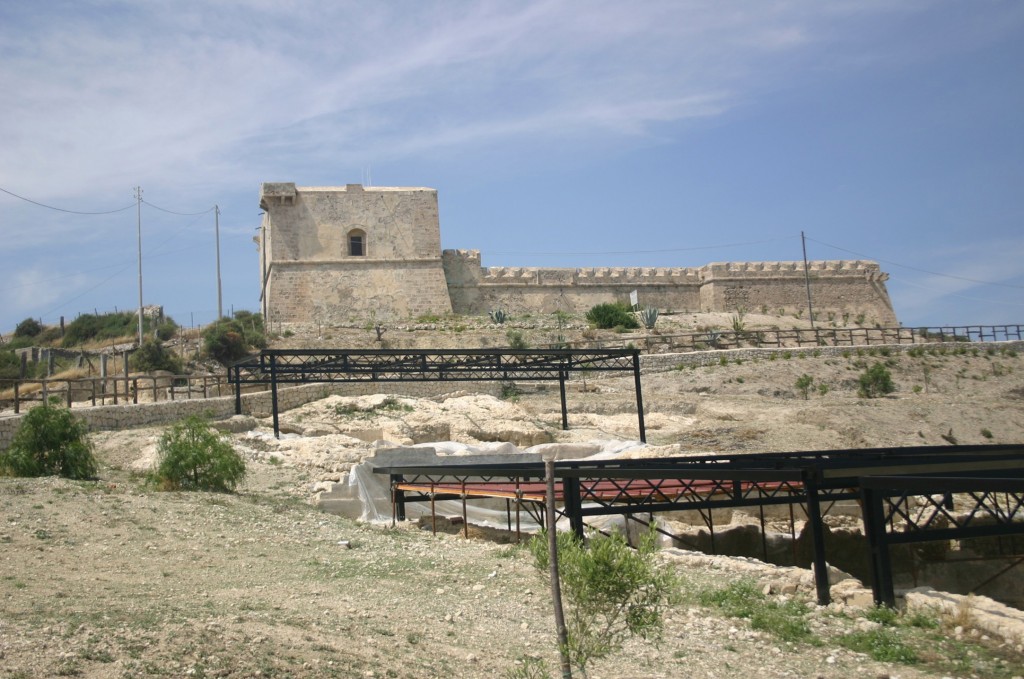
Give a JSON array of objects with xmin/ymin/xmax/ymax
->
[
  {"xmin": 529, "ymin": 527, "xmax": 676, "ymax": 676},
  {"xmin": 130, "ymin": 339, "xmax": 183, "ymax": 374},
  {"xmin": 14, "ymin": 318, "xmax": 42, "ymax": 338},
  {"xmin": 507, "ymin": 329, "xmax": 529, "ymax": 350},
  {"xmin": 858, "ymin": 362, "xmax": 896, "ymax": 398},
  {"xmin": 586, "ymin": 302, "xmax": 639, "ymax": 330},
  {"xmin": 795, "ymin": 374, "xmax": 813, "ymax": 400},
  {"xmin": 202, "ymin": 312, "xmax": 266, "ymax": 365},
  {"xmin": 155, "ymin": 319, "xmax": 178, "ymax": 341},
  {"xmin": 0, "ymin": 404, "xmax": 97, "ymax": 479},
  {"xmin": 0, "ymin": 350, "xmax": 23, "ymax": 381},
  {"xmin": 150, "ymin": 416, "xmax": 245, "ymax": 492}
]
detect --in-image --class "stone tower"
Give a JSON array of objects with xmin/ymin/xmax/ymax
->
[{"xmin": 257, "ymin": 183, "xmax": 453, "ymax": 326}]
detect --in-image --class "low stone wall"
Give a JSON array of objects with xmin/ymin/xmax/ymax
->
[
  {"xmin": 0, "ymin": 380, "xmax": 500, "ymax": 451},
  {"xmin": 636, "ymin": 339, "xmax": 1024, "ymax": 374}
]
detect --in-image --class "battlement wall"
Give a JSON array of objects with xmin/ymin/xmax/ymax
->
[
  {"xmin": 442, "ymin": 250, "xmax": 897, "ymax": 325},
  {"xmin": 256, "ymin": 183, "xmax": 898, "ymax": 326}
]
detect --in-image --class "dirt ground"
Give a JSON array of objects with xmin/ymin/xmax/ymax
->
[{"xmin": 2, "ymin": 341, "xmax": 1024, "ymax": 678}]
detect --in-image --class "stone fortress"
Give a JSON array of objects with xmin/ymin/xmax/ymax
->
[{"xmin": 257, "ymin": 183, "xmax": 898, "ymax": 327}]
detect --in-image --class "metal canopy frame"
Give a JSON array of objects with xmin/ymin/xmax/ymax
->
[
  {"xmin": 372, "ymin": 444, "xmax": 1024, "ymax": 606},
  {"xmin": 229, "ymin": 348, "xmax": 646, "ymax": 441}
]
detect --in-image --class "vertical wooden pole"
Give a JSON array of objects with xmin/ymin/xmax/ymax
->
[{"xmin": 546, "ymin": 458, "xmax": 573, "ymax": 679}]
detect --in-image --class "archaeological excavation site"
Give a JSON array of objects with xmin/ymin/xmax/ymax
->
[{"xmin": 2, "ymin": 183, "xmax": 1023, "ymax": 679}]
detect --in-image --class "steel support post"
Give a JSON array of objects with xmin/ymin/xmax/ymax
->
[
  {"xmin": 632, "ymin": 349, "xmax": 646, "ymax": 443},
  {"xmin": 860, "ymin": 486, "xmax": 896, "ymax": 607},
  {"xmin": 270, "ymin": 354, "xmax": 280, "ymax": 439},
  {"xmin": 232, "ymin": 367, "xmax": 242, "ymax": 415},
  {"xmin": 559, "ymin": 369, "xmax": 569, "ymax": 431},
  {"xmin": 393, "ymin": 474, "xmax": 407, "ymax": 522},
  {"xmin": 562, "ymin": 475, "xmax": 584, "ymax": 539},
  {"xmin": 804, "ymin": 478, "xmax": 832, "ymax": 606}
]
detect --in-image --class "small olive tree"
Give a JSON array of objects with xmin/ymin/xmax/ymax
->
[
  {"xmin": 858, "ymin": 362, "xmax": 895, "ymax": 398},
  {"xmin": 529, "ymin": 527, "xmax": 677, "ymax": 677},
  {"xmin": 151, "ymin": 416, "xmax": 245, "ymax": 491},
  {"xmin": 0, "ymin": 403, "xmax": 97, "ymax": 479},
  {"xmin": 795, "ymin": 374, "xmax": 813, "ymax": 400}
]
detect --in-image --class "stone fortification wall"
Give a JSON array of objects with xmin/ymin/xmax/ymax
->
[
  {"xmin": 0, "ymin": 381, "xmax": 500, "ymax": 452},
  {"xmin": 263, "ymin": 261, "xmax": 453, "ymax": 325},
  {"xmin": 698, "ymin": 260, "xmax": 897, "ymax": 326},
  {"xmin": 259, "ymin": 183, "xmax": 452, "ymax": 325},
  {"xmin": 256, "ymin": 183, "xmax": 898, "ymax": 326},
  {"xmin": 443, "ymin": 250, "xmax": 897, "ymax": 326}
]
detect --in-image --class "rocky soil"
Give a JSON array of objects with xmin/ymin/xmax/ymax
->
[{"xmin": 2, "ymin": 339, "xmax": 1024, "ymax": 678}]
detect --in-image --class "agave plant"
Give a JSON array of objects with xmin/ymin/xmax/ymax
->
[
  {"xmin": 489, "ymin": 308, "xmax": 509, "ymax": 324},
  {"xmin": 637, "ymin": 306, "xmax": 659, "ymax": 330}
]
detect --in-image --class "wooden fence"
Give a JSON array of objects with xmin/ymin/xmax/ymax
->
[{"xmin": 1, "ymin": 374, "xmax": 232, "ymax": 414}]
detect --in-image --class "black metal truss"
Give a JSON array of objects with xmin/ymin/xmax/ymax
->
[
  {"xmin": 860, "ymin": 474, "xmax": 1024, "ymax": 606},
  {"xmin": 373, "ymin": 444, "xmax": 1024, "ymax": 607},
  {"xmin": 229, "ymin": 348, "xmax": 647, "ymax": 441}
]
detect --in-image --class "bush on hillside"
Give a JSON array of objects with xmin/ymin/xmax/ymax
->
[
  {"xmin": 150, "ymin": 416, "xmax": 246, "ymax": 492},
  {"xmin": 858, "ymin": 362, "xmax": 896, "ymax": 398},
  {"xmin": 62, "ymin": 311, "xmax": 178, "ymax": 347},
  {"xmin": 529, "ymin": 526, "xmax": 677, "ymax": 676},
  {"xmin": 14, "ymin": 318, "xmax": 42, "ymax": 338},
  {"xmin": 130, "ymin": 339, "xmax": 184, "ymax": 374},
  {"xmin": 0, "ymin": 403, "xmax": 97, "ymax": 479},
  {"xmin": 202, "ymin": 311, "xmax": 266, "ymax": 365},
  {"xmin": 586, "ymin": 302, "xmax": 639, "ymax": 330}
]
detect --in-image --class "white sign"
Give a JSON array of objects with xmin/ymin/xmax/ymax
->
[{"xmin": 629, "ymin": 290, "xmax": 638, "ymax": 309}]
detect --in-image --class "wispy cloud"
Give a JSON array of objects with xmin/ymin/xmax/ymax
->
[{"xmin": 2, "ymin": 1, "xmax": 1022, "ymax": 330}]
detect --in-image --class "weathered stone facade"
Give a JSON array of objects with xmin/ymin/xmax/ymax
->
[
  {"xmin": 258, "ymin": 183, "xmax": 452, "ymax": 325},
  {"xmin": 258, "ymin": 183, "xmax": 898, "ymax": 327}
]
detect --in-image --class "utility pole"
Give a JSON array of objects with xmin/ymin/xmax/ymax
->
[
  {"xmin": 801, "ymin": 231, "xmax": 815, "ymax": 329},
  {"xmin": 215, "ymin": 204, "xmax": 223, "ymax": 320},
  {"xmin": 135, "ymin": 186, "xmax": 144, "ymax": 345}
]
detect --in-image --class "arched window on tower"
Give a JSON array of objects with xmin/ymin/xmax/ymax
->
[{"xmin": 348, "ymin": 229, "xmax": 366, "ymax": 257}]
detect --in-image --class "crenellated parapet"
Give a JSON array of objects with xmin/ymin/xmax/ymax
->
[{"xmin": 442, "ymin": 251, "xmax": 897, "ymax": 324}]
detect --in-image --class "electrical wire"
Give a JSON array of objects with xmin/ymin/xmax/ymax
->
[
  {"xmin": 892, "ymin": 276, "xmax": 1024, "ymax": 307},
  {"xmin": 489, "ymin": 235, "xmax": 796, "ymax": 256},
  {"xmin": 36, "ymin": 264, "xmax": 135, "ymax": 320},
  {"xmin": 806, "ymin": 236, "xmax": 1024, "ymax": 290},
  {"xmin": 142, "ymin": 199, "xmax": 215, "ymax": 216},
  {"xmin": 0, "ymin": 186, "xmax": 135, "ymax": 215}
]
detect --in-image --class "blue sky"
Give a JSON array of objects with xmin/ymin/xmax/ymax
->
[{"xmin": 2, "ymin": 0, "xmax": 1022, "ymax": 334}]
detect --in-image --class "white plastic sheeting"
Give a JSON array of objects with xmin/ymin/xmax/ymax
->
[{"xmin": 327, "ymin": 439, "xmax": 645, "ymax": 530}]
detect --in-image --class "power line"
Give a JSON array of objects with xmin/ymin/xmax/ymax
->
[
  {"xmin": 894, "ymin": 276, "xmax": 1024, "ymax": 307},
  {"xmin": 0, "ymin": 185, "xmax": 135, "ymax": 215},
  {"xmin": 806, "ymin": 236, "xmax": 1024, "ymax": 290},
  {"xmin": 37, "ymin": 263, "xmax": 135, "ymax": 320},
  {"xmin": 142, "ymin": 199, "xmax": 215, "ymax": 216},
  {"xmin": 490, "ymin": 235, "xmax": 796, "ymax": 256}
]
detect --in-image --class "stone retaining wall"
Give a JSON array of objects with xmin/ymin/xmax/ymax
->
[{"xmin": 636, "ymin": 340, "xmax": 1024, "ymax": 374}]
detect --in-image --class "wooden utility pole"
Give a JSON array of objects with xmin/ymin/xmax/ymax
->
[
  {"xmin": 545, "ymin": 458, "xmax": 573, "ymax": 678},
  {"xmin": 801, "ymin": 231, "xmax": 815, "ymax": 329},
  {"xmin": 215, "ymin": 204, "xmax": 223, "ymax": 320},
  {"xmin": 135, "ymin": 186, "xmax": 144, "ymax": 345}
]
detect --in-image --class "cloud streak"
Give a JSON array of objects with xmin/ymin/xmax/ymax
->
[{"xmin": 2, "ymin": 1, "xmax": 1022, "ymax": 331}]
